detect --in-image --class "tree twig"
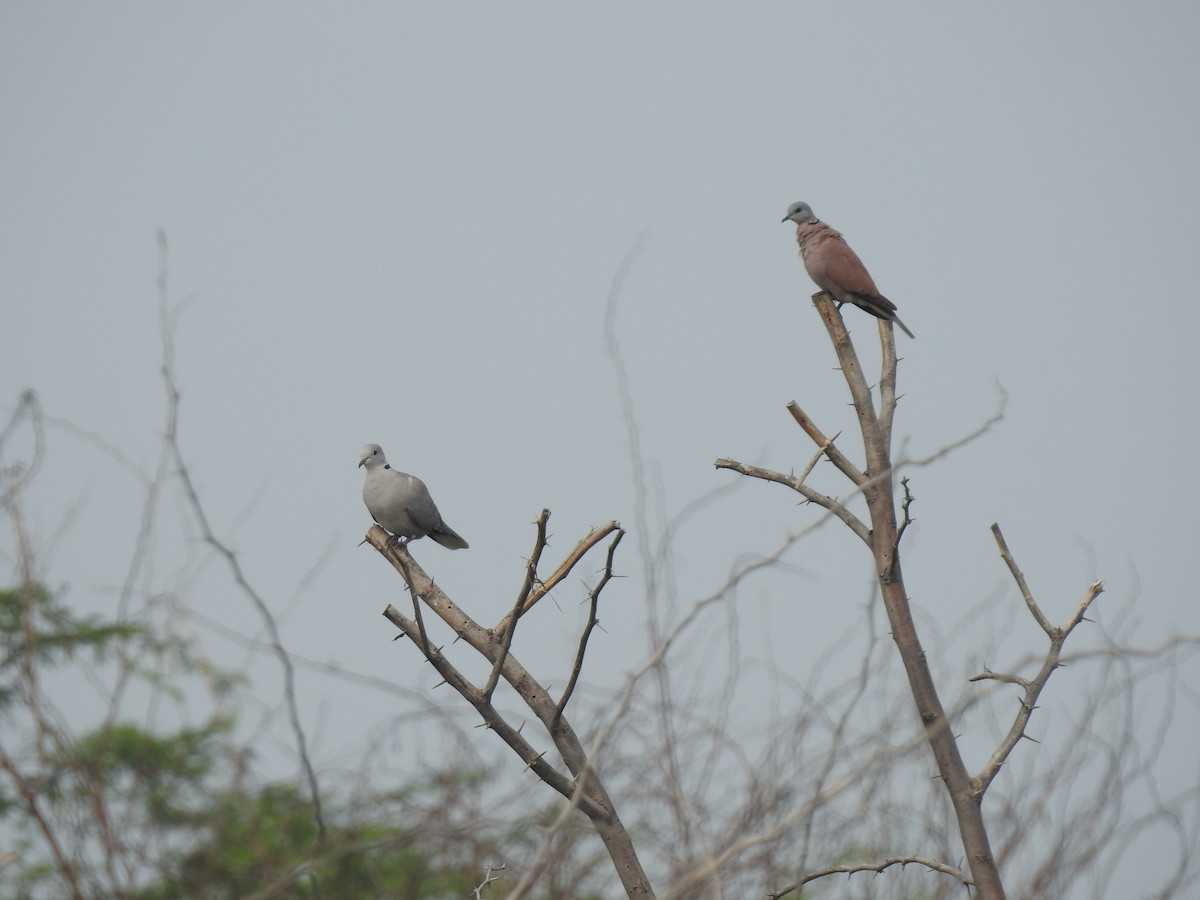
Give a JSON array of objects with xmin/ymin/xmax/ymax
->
[
  {"xmin": 712, "ymin": 458, "xmax": 870, "ymax": 543},
  {"xmin": 974, "ymin": 524, "xmax": 1105, "ymax": 794},
  {"xmin": 786, "ymin": 402, "xmax": 865, "ymax": 485},
  {"xmin": 499, "ymin": 521, "xmax": 622, "ymax": 621},
  {"xmin": 555, "ymin": 528, "xmax": 624, "ymax": 726},
  {"xmin": 769, "ymin": 853, "xmax": 971, "ymax": 899},
  {"xmin": 483, "ymin": 509, "xmax": 551, "ymax": 701},
  {"xmin": 366, "ymin": 525, "xmax": 654, "ymax": 897}
]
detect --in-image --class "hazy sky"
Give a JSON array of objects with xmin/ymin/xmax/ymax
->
[{"xmin": 3, "ymin": 3, "xmax": 1198, "ymax": 896}]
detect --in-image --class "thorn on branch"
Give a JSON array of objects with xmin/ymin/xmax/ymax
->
[
  {"xmin": 473, "ymin": 862, "xmax": 506, "ymax": 899},
  {"xmin": 769, "ymin": 854, "xmax": 972, "ymax": 898},
  {"xmin": 897, "ymin": 477, "xmax": 915, "ymax": 544},
  {"xmin": 522, "ymin": 751, "xmax": 547, "ymax": 774}
]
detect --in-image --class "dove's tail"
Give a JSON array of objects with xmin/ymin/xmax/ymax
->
[
  {"xmin": 848, "ymin": 291, "xmax": 915, "ymax": 339},
  {"xmin": 430, "ymin": 527, "xmax": 469, "ymax": 550},
  {"xmin": 888, "ymin": 312, "xmax": 915, "ymax": 340}
]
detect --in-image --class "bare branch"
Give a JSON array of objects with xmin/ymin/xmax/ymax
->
[
  {"xmin": 896, "ymin": 475, "xmax": 916, "ymax": 546},
  {"xmin": 366, "ymin": 525, "xmax": 654, "ymax": 897},
  {"xmin": 807, "ymin": 290, "xmax": 1008, "ymax": 898},
  {"xmin": 990, "ymin": 523, "xmax": 1055, "ymax": 635},
  {"xmin": 712, "ymin": 458, "xmax": 870, "ymax": 543},
  {"xmin": 975, "ymin": 532, "xmax": 1106, "ymax": 794},
  {"xmin": 380, "ymin": 601, "xmax": 598, "ymax": 816},
  {"xmin": 769, "ymin": 854, "xmax": 972, "ymax": 899},
  {"xmin": 515, "ymin": 508, "xmax": 552, "ymax": 610},
  {"xmin": 969, "ymin": 667, "xmax": 1030, "ymax": 690},
  {"xmin": 519, "ymin": 521, "xmax": 621, "ymax": 614},
  {"xmin": 812, "ymin": 292, "xmax": 884, "ymax": 446},
  {"xmin": 555, "ymin": 528, "xmax": 624, "ymax": 726},
  {"xmin": 877, "ymin": 316, "xmax": 901, "ymax": 451},
  {"xmin": 473, "ymin": 861, "xmax": 506, "ymax": 898},
  {"xmin": 656, "ymin": 721, "xmax": 944, "ymax": 900},
  {"xmin": 483, "ymin": 509, "xmax": 551, "ymax": 701},
  {"xmin": 786, "ymin": 401, "xmax": 865, "ymax": 485}
]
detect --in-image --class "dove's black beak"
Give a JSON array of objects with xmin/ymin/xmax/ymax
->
[
  {"xmin": 781, "ymin": 215, "xmax": 791, "ymax": 223},
  {"xmin": 358, "ymin": 458, "xmax": 366, "ymax": 468}
]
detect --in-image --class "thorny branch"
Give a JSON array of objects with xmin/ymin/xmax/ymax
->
[
  {"xmin": 972, "ymin": 523, "xmax": 1105, "ymax": 793},
  {"xmin": 366, "ymin": 515, "xmax": 652, "ymax": 897},
  {"xmin": 383, "ymin": 599, "xmax": 593, "ymax": 813},
  {"xmin": 513, "ymin": 507, "xmax": 877, "ymax": 900},
  {"xmin": 555, "ymin": 529, "xmax": 623, "ymax": 726},
  {"xmin": 483, "ymin": 509, "xmax": 551, "ymax": 701},
  {"xmin": 897, "ymin": 476, "xmax": 915, "ymax": 544},
  {"xmin": 473, "ymin": 862, "xmax": 506, "ymax": 898},
  {"xmin": 717, "ymin": 291, "xmax": 1011, "ymax": 899},
  {"xmin": 712, "ymin": 458, "xmax": 870, "ymax": 543},
  {"xmin": 512, "ymin": 521, "xmax": 622, "ymax": 616},
  {"xmin": 786, "ymin": 401, "xmax": 864, "ymax": 485},
  {"xmin": 768, "ymin": 854, "xmax": 972, "ymax": 899},
  {"xmin": 989, "ymin": 522, "xmax": 1055, "ymax": 634}
]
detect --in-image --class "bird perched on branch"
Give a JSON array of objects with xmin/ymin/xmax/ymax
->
[
  {"xmin": 359, "ymin": 443, "xmax": 469, "ymax": 549},
  {"xmin": 782, "ymin": 201, "xmax": 914, "ymax": 339}
]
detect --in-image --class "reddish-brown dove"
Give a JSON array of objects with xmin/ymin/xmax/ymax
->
[{"xmin": 782, "ymin": 201, "xmax": 914, "ymax": 339}]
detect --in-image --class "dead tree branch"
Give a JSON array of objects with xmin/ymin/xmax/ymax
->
[
  {"xmin": 717, "ymin": 291, "xmax": 1009, "ymax": 898},
  {"xmin": 972, "ymin": 524, "xmax": 1105, "ymax": 793},
  {"xmin": 768, "ymin": 854, "xmax": 972, "ymax": 899},
  {"xmin": 556, "ymin": 529, "xmax": 623, "ymax": 726},
  {"xmin": 786, "ymin": 402, "xmax": 865, "ymax": 485},
  {"xmin": 510, "ymin": 521, "xmax": 622, "ymax": 617},
  {"xmin": 366, "ymin": 517, "xmax": 653, "ymax": 897},
  {"xmin": 712, "ymin": 458, "xmax": 870, "ymax": 543},
  {"xmin": 483, "ymin": 509, "xmax": 552, "ymax": 701}
]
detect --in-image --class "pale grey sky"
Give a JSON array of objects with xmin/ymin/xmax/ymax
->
[{"xmin": 3, "ymin": 3, "xmax": 1198, "ymax": 896}]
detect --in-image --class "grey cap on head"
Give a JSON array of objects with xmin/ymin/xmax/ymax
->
[{"xmin": 782, "ymin": 200, "xmax": 817, "ymax": 223}]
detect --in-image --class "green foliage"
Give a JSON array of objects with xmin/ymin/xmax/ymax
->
[
  {"xmin": 132, "ymin": 781, "xmax": 487, "ymax": 900},
  {"xmin": 56, "ymin": 720, "xmax": 230, "ymax": 827},
  {"xmin": 0, "ymin": 582, "xmax": 594, "ymax": 899},
  {"xmin": 0, "ymin": 584, "xmax": 140, "ymax": 681}
]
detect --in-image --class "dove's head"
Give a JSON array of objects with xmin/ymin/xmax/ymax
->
[
  {"xmin": 358, "ymin": 443, "xmax": 387, "ymax": 470},
  {"xmin": 782, "ymin": 201, "xmax": 818, "ymax": 225}
]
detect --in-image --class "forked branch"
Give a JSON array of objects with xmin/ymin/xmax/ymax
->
[
  {"xmin": 555, "ymin": 528, "xmax": 623, "ymax": 726},
  {"xmin": 366, "ymin": 515, "xmax": 652, "ymax": 897},
  {"xmin": 972, "ymin": 523, "xmax": 1105, "ymax": 792},
  {"xmin": 716, "ymin": 292, "xmax": 1008, "ymax": 899}
]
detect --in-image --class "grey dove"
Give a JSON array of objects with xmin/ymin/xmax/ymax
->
[
  {"xmin": 359, "ymin": 443, "xmax": 469, "ymax": 550},
  {"xmin": 782, "ymin": 201, "xmax": 914, "ymax": 339}
]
